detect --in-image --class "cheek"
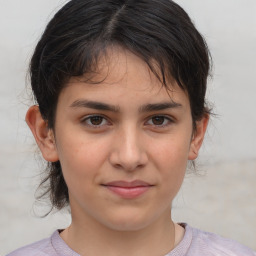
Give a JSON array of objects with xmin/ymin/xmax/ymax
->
[
  {"xmin": 55, "ymin": 134, "xmax": 109, "ymax": 189},
  {"xmin": 150, "ymin": 134, "xmax": 191, "ymax": 170},
  {"xmin": 149, "ymin": 134, "xmax": 191, "ymax": 190}
]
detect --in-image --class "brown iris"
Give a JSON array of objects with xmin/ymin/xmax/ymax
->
[
  {"xmin": 90, "ymin": 116, "xmax": 104, "ymax": 125},
  {"xmin": 151, "ymin": 116, "xmax": 165, "ymax": 125}
]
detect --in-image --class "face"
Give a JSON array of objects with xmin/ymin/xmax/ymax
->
[{"xmin": 30, "ymin": 48, "xmax": 207, "ymax": 232}]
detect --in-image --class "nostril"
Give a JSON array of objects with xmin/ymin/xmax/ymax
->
[
  {"xmin": 111, "ymin": 159, "xmax": 146, "ymax": 172},
  {"xmin": 113, "ymin": 163, "xmax": 123, "ymax": 169}
]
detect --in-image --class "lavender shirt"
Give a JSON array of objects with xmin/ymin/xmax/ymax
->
[{"xmin": 7, "ymin": 224, "xmax": 256, "ymax": 256}]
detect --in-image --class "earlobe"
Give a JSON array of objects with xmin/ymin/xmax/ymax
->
[
  {"xmin": 25, "ymin": 105, "xmax": 59, "ymax": 162},
  {"xmin": 188, "ymin": 114, "xmax": 209, "ymax": 160}
]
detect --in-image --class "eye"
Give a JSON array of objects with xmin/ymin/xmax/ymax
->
[
  {"xmin": 146, "ymin": 115, "xmax": 173, "ymax": 127},
  {"xmin": 81, "ymin": 115, "xmax": 109, "ymax": 127}
]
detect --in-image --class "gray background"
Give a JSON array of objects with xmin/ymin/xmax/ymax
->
[{"xmin": 0, "ymin": 0, "xmax": 255, "ymax": 254}]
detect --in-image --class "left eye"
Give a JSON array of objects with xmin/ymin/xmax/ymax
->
[
  {"xmin": 146, "ymin": 116, "xmax": 172, "ymax": 126},
  {"xmin": 82, "ymin": 115, "xmax": 109, "ymax": 127}
]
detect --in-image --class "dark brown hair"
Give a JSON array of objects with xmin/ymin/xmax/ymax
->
[{"xmin": 30, "ymin": 0, "xmax": 211, "ymax": 212}]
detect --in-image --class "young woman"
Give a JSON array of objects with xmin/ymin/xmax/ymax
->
[{"xmin": 8, "ymin": 0, "xmax": 256, "ymax": 255}]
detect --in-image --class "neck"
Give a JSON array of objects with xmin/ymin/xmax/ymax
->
[{"xmin": 61, "ymin": 209, "xmax": 177, "ymax": 256}]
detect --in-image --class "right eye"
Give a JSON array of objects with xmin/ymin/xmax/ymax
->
[{"xmin": 81, "ymin": 115, "xmax": 109, "ymax": 128}]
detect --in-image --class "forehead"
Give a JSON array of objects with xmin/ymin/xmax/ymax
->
[
  {"xmin": 62, "ymin": 48, "xmax": 190, "ymax": 109},
  {"xmin": 70, "ymin": 47, "xmax": 163, "ymax": 88}
]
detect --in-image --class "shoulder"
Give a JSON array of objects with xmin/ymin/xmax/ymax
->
[
  {"xmin": 187, "ymin": 225, "xmax": 256, "ymax": 256},
  {"xmin": 6, "ymin": 232, "xmax": 57, "ymax": 256}
]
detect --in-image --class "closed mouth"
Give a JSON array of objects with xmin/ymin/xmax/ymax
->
[
  {"xmin": 103, "ymin": 180, "xmax": 153, "ymax": 188},
  {"xmin": 102, "ymin": 180, "xmax": 153, "ymax": 198}
]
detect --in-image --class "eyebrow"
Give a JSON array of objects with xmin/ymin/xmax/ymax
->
[
  {"xmin": 70, "ymin": 100, "xmax": 120, "ymax": 112},
  {"xmin": 70, "ymin": 99, "xmax": 182, "ymax": 112},
  {"xmin": 139, "ymin": 102, "xmax": 182, "ymax": 112}
]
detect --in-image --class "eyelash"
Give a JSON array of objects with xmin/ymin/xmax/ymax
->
[
  {"xmin": 145, "ymin": 115, "xmax": 174, "ymax": 128},
  {"xmin": 81, "ymin": 115, "xmax": 110, "ymax": 128},
  {"xmin": 80, "ymin": 115, "xmax": 174, "ymax": 129}
]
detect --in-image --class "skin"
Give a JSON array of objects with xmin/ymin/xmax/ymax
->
[{"xmin": 26, "ymin": 48, "xmax": 208, "ymax": 256}]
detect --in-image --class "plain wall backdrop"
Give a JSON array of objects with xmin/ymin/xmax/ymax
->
[{"xmin": 0, "ymin": 0, "xmax": 255, "ymax": 254}]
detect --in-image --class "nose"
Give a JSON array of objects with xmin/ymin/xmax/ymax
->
[{"xmin": 109, "ymin": 126, "xmax": 148, "ymax": 172}]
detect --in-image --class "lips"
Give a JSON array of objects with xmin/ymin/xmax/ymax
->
[
  {"xmin": 105, "ymin": 180, "xmax": 151, "ymax": 187},
  {"xmin": 102, "ymin": 180, "xmax": 153, "ymax": 199}
]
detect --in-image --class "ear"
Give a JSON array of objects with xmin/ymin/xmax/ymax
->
[
  {"xmin": 25, "ymin": 105, "xmax": 59, "ymax": 162},
  {"xmin": 188, "ymin": 114, "xmax": 209, "ymax": 160}
]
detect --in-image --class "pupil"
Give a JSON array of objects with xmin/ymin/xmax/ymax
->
[
  {"xmin": 152, "ymin": 116, "xmax": 164, "ymax": 125},
  {"xmin": 91, "ymin": 116, "xmax": 103, "ymax": 125}
]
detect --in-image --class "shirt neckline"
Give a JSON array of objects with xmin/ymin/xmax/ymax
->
[
  {"xmin": 164, "ymin": 223, "xmax": 192, "ymax": 256},
  {"xmin": 51, "ymin": 223, "xmax": 192, "ymax": 256}
]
